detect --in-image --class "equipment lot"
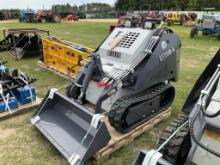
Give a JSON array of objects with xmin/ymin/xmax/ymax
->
[{"xmin": 0, "ymin": 21, "xmax": 219, "ymax": 165}]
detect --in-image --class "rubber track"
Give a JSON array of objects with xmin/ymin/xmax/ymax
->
[
  {"xmin": 157, "ymin": 114, "xmax": 189, "ymax": 165},
  {"xmin": 108, "ymin": 83, "xmax": 172, "ymax": 133}
]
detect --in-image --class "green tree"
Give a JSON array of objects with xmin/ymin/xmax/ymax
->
[
  {"xmin": 188, "ymin": 0, "xmax": 197, "ymax": 10},
  {"xmin": 115, "ymin": 0, "xmax": 220, "ymax": 11},
  {"xmin": 115, "ymin": 0, "xmax": 129, "ymax": 11}
]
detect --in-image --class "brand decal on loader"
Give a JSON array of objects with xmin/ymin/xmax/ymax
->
[
  {"xmin": 161, "ymin": 41, "xmax": 167, "ymax": 49},
  {"xmin": 159, "ymin": 47, "xmax": 175, "ymax": 62},
  {"xmin": 107, "ymin": 50, "xmax": 121, "ymax": 59}
]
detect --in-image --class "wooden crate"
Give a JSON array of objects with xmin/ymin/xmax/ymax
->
[
  {"xmin": 0, "ymin": 97, "xmax": 41, "ymax": 120},
  {"xmin": 37, "ymin": 61, "xmax": 71, "ymax": 79},
  {"xmin": 93, "ymin": 108, "xmax": 171, "ymax": 163}
]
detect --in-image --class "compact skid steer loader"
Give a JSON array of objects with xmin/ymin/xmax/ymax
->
[
  {"xmin": 31, "ymin": 20, "xmax": 181, "ymax": 165},
  {"xmin": 134, "ymin": 49, "xmax": 220, "ymax": 165}
]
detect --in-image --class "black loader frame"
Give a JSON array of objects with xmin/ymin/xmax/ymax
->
[{"xmin": 0, "ymin": 28, "xmax": 49, "ymax": 60}]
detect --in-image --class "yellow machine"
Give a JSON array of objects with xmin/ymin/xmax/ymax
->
[
  {"xmin": 166, "ymin": 12, "xmax": 182, "ymax": 25},
  {"xmin": 166, "ymin": 12, "xmax": 196, "ymax": 26},
  {"xmin": 42, "ymin": 37, "xmax": 94, "ymax": 78}
]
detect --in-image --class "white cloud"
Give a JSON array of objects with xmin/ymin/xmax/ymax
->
[{"xmin": 0, "ymin": 0, "xmax": 115, "ymax": 9}]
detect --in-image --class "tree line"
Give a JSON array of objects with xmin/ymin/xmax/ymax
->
[
  {"xmin": 52, "ymin": 3, "xmax": 113, "ymax": 14},
  {"xmin": 0, "ymin": 9, "xmax": 20, "ymax": 20},
  {"xmin": 115, "ymin": 0, "xmax": 220, "ymax": 11}
]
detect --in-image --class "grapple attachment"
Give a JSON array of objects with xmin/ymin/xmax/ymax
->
[{"xmin": 31, "ymin": 89, "xmax": 111, "ymax": 165}]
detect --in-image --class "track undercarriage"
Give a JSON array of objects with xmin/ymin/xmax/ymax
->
[{"xmin": 109, "ymin": 83, "xmax": 175, "ymax": 133}]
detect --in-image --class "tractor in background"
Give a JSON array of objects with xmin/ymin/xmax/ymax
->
[
  {"xmin": 110, "ymin": 14, "xmax": 142, "ymax": 32},
  {"xmin": 34, "ymin": 10, "xmax": 61, "ymax": 23},
  {"xmin": 190, "ymin": 15, "xmax": 220, "ymax": 40},
  {"xmin": 0, "ymin": 9, "xmax": 20, "ymax": 20},
  {"xmin": 145, "ymin": 11, "xmax": 165, "ymax": 24},
  {"xmin": 19, "ymin": 9, "xmax": 61, "ymax": 23},
  {"xmin": 19, "ymin": 9, "xmax": 35, "ymax": 22},
  {"xmin": 0, "ymin": 11, "xmax": 5, "ymax": 20},
  {"xmin": 110, "ymin": 13, "xmax": 162, "ymax": 32},
  {"xmin": 166, "ymin": 12, "xmax": 197, "ymax": 26},
  {"xmin": 63, "ymin": 14, "xmax": 79, "ymax": 21}
]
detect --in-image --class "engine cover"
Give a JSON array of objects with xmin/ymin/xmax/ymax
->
[{"xmin": 98, "ymin": 27, "xmax": 155, "ymax": 74}]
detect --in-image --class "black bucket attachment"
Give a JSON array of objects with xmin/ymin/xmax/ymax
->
[
  {"xmin": 31, "ymin": 89, "xmax": 111, "ymax": 165},
  {"xmin": 1, "ymin": 28, "xmax": 49, "ymax": 59},
  {"xmin": 0, "ymin": 34, "xmax": 17, "ymax": 51},
  {"xmin": 9, "ymin": 34, "xmax": 42, "ymax": 59}
]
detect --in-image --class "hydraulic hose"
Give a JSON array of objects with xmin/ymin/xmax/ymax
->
[
  {"xmin": 154, "ymin": 28, "xmax": 173, "ymax": 37},
  {"xmin": 201, "ymin": 106, "xmax": 220, "ymax": 118},
  {"xmin": 95, "ymin": 80, "xmax": 118, "ymax": 114},
  {"xmin": 80, "ymin": 57, "xmax": 95, "ymax": 94},
  {"xmin": 189, "ymin": 107, "xmax": 220, "ymax": 158}
]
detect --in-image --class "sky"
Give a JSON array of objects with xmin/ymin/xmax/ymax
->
[{"xmin": 0, "ymin": 0, "xmax": 115, "ymax": 9}]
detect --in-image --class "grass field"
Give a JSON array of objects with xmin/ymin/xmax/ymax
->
[{"xmin": 0, "ymin": 21, "xmax": 219, "ymax": 165}]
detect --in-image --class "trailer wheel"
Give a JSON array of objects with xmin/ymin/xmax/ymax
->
[
  {"xmin": 190, "ymin": 27, "xmax": 197, "ymax": 38},
  {"xmin": 157, "ymin": 114, "xmax": 191, "ymax": 165}
]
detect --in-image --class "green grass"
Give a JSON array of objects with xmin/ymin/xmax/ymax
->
[{"xmin": 0, "ymin": 21, "xmax": 219, "ymax": 165}]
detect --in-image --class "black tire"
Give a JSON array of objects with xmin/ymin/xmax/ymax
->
[
  {"xmin": 190, "ymin": 27, "xmax": 197, "ymax": 38},
  {"xmin": 167, "ymin": 21, "xmax": 172, "ymax": 26},
  {"xmin": 202, "ymin": 31, "xmax": 208, "ymax": 36},
  {"xmin": 180, "ymin": 20, "xmax": 185, "ymax": 26},
  {"xmin": 180, "ymin": 14, "xmax": 186, "ymax": 26},
  {"xmin": 190, "ymin": 13, "xmax": 197, "ymax": 21},
  {"xmin": 217, "ymin": 33, "xmax": 220, "ymax": 40},
  {"xmin": 66, "ymin": 83, "xmax": 72, "ymax": 97},
  {"xmin": 157, "ymin": 114, "xmax": 191, "ymax": 165}
]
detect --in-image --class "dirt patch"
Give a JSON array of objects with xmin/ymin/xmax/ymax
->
[{"xmin": 0, "ymin": 127, "xmax": 16, "ymax": 140}]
